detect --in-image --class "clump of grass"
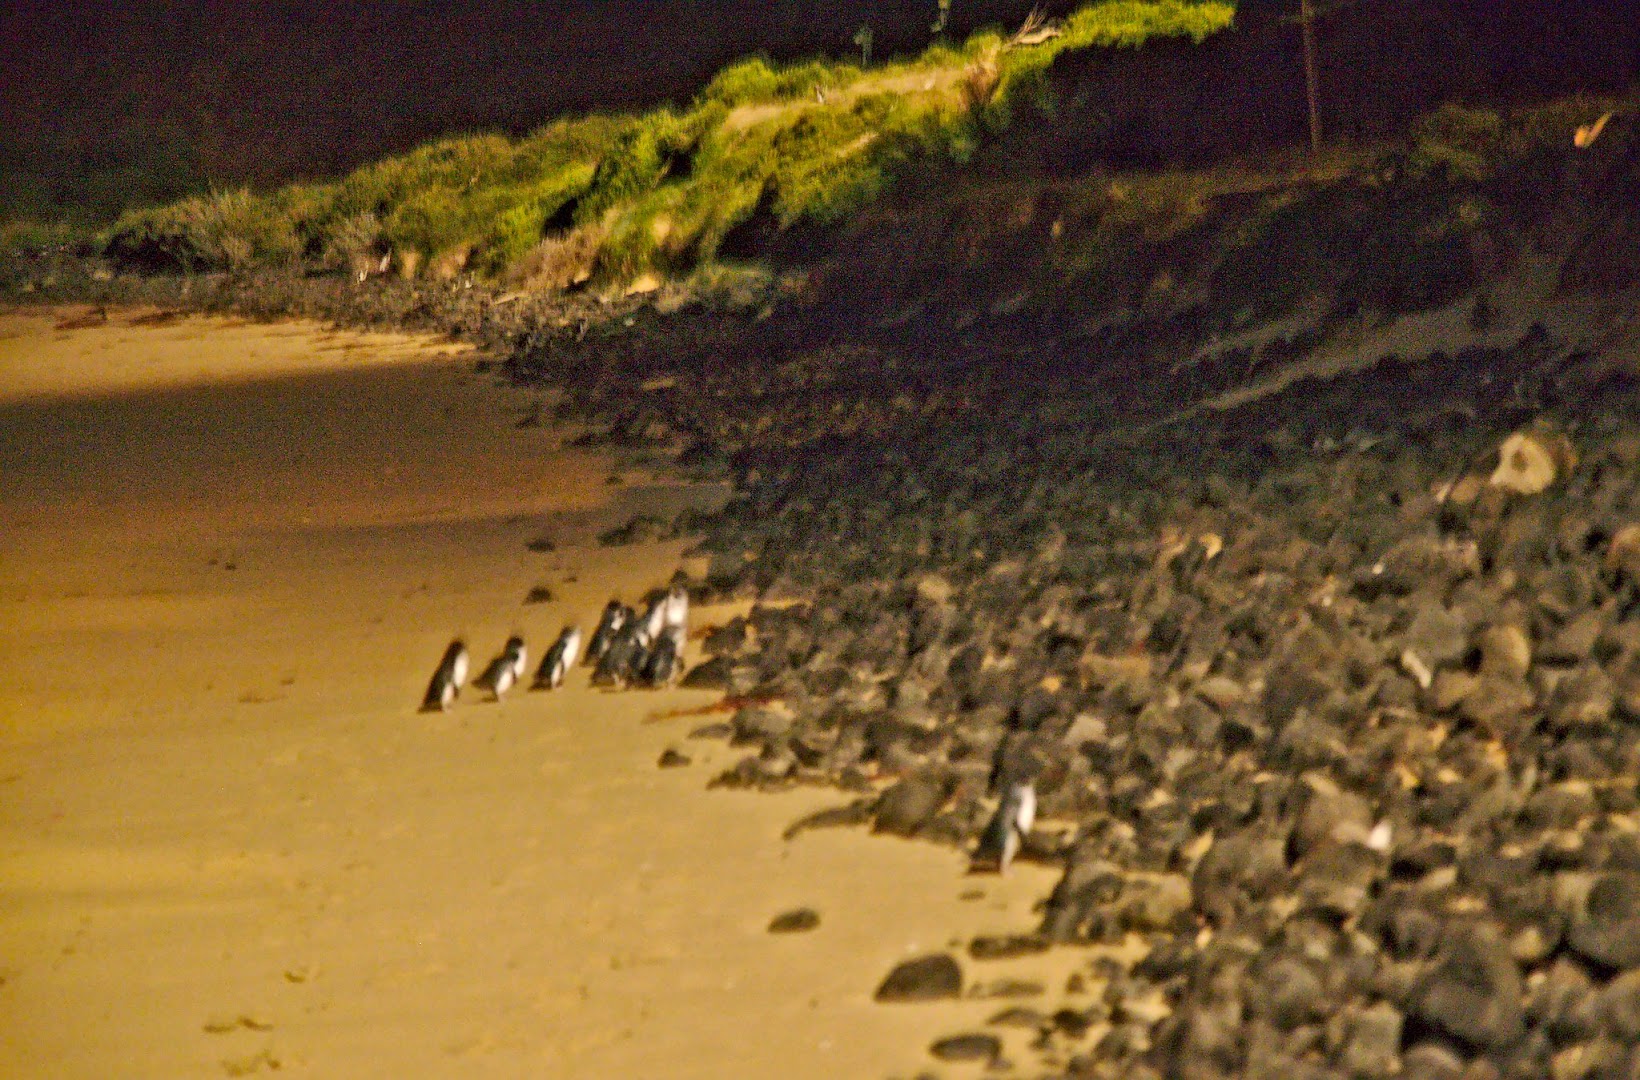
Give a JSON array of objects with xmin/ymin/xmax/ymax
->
[
  {"xmin": 103, "ymin": 187, "xmax": 301, "ymax": 272},
  {"xmin": 1407, "ymin": 104, "xmax": 1508, "ymax": 183},
  {"xmin": 698, "ymin": 56, "xmax": 855, "ymax": 109}
]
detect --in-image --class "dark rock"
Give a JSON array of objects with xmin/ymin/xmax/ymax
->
[
  {"xmin": 1402, "ymin": 602, "xmax": 1472, "ymax": 672},
  {"xmin": 1617, "ymin": 655, "xmax": 1640, "ymax": 720},
  {"xmin": 767, "ymin": 907, "xmax": 820, "ymax": 933},
  {"xmin": 872, "ymin": 774, "xmax": 950, "ymax": 837},
  {"xmin": 876, "ymin": 953, "xmax": 963, "ymax": 1003},
  {"xmin": 1546, "ymin": 665, "xmax": 1616, "ymax": 730},
  {"xmin": 687, "ymin": 721, "xmax": 733, "ymax": 739},
  {"xmin": 968, "ymin": 934, "xmax": 1048, "ymax": 961},
  {"xmin": 730, "ymin": 705, "xmax": 792, "ymax": 745},
  {"xmin": 1192, "ymin": 829, "xmax": 1290, "ymax": 928},
  {"xmin": 1567, "ymin": 872, "xmax": 1640, "ymax": 971},
  {"xmin": 1050, "ymin": 1006, "xmax": 1097, "ymax": 1038},
  {"xmin": 1410, "ymin": 920, "xmax": 1525, "ymax": 1052},
  {"xmin": 1340, "ymin": 1001, "xmax": 1404, "ymax": 1078},
  {"xmin": 1291, "ymin": 776, "xmax": 1374, "ymax": 859},
  {"xmin": 1540, "ymin": 609, "xmax": 1609, "ymax": 664},
  {"xmin": 928, "ymin": 1032, "xmax": 1001, "ymax": 1063},
  {"xmin": 701, "ymin": 616, "xmax": 748, "ymax": 655},
  {"xmin": 1263, "ymin": 659, "xmax": 1335, "ymax": 727},
  {"xmin": 678, "ymin": 655, "xmax": 734, "ymax": 689},
  {"xmin": 657, "ymin": 747, "xmax": 691, "ymax": 768},
  {"xmin": 987, "ymin": 1005, "xmax": 1049, "ymax": 1027},
  {"xmin": 1042, "ymin": 850, "xmax": 1125, "ymax": 942},
  {"xmin": 1595, "ymin": 967, "xmax": 1640, "ymax": 1042},
  {"xmin": 1399, "ymin": 1041, "xmax": 1467, "ymax": 1080},
  {"xmin": 1296, "ymin": 841, "xmax": 1383, "ymax": 920},
  {"xmin": 1118, "ymin": 872, "xmax": 1194, "ymax": 932},
  {"xmin": 1456, "ymin": 675, "xmax": 1536, "ymax": 735},
  {"xmin": 1251, "ymin": 956, "xmax": 1323, "ymax": 1031},
  {"xmin": 1528, "ymin": 957, "xmax": 1598, "ymax": 1046}
]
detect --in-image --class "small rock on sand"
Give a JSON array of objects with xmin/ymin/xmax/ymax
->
[{"xmin": 875, "ymin": 953, "xmax": 963, "ymax": 1002}]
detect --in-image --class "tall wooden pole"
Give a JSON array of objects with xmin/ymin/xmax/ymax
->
[{"xmin": 1300, "ymin": 0, "xmax": 1322, "ymax": 154}]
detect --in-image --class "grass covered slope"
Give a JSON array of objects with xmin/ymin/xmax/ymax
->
[{"xmin": 95, "ymin": 1, "xmax": 1234, "ymax": 293}]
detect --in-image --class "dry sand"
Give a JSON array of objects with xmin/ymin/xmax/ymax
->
[{"xmin": 0, "ymin": 307, "xmax": 1099, "ymax": 1078}]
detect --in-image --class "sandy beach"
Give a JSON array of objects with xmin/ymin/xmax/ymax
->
[{"xmin": 0, "ymin": 307, "xmax": 1086, "ymax": 1078}]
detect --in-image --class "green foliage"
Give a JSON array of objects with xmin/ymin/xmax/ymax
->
[
  {"xmin": 698, "ymin": 57, "xmax": 853, "ymax": 109},
  {"xmin": 980, "ymin": 1, "xmax": 1235, "ymax": 136},
  {"xmin": 103, "ymin": 187, "xmax": 300, "ymax": 272},
  {"xmin": 574, "ymin": 112, "xmax": 694, "ymax": 225},
  {"xmin": 478, "ymin": 164, "xmax": 598, "ymax": 273},
  {"xmin": 94, "ymin": 1, "xmax": 1238, "ymax": 285},
  {"xmin": 1407, "ymin": 104, "xmax": 1507, "ymax": 183},
  {"xmin": 1059, "ymin": 0, "xmax": 1234, "ymax": 49},
  {"xmin": 0, "ymin": 218, "xmax": 77, "ymax": 255}
]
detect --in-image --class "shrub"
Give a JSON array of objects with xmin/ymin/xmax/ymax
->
[
  {"xmin": 103, "ymin": 187, "xmax": 299, "ymax": 272},
  {"xmin": 1407, "ymin": 104, "xmax": 1507, "ymax": 183}
]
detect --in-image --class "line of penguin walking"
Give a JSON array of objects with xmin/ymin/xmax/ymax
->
[
  {"xmin": 420, "ymin": 583, "xmax": 691, "ymax": 712},
  {"xmin": 418, "ymin": 580, "xmax": 1038, "ymax": 874}
]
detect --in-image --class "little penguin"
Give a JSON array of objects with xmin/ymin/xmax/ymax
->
[
  {"xmin": 421, "ymin": 639, "xmax": 469, "ymax": 712},
  {"xmin": 476, "ymin": 635, "xmax": 526, "ymax": 701},
  {"xmin": 641, "ymin": 624, "xmax": 686, "ymax": 687},
  {"xmin": 637, "ymin": 592, "xmax": 667, "ymax": 649},
  {"xmin": 593, "ymin": 620, "xmax": 644, "ymax": 688},
  {"xmin": 584, "ymin": 600, "xmax": 629, "ymax": 666},
  {"xmin": 533, "ymin": 625, "xmax": 582, "ymax": 690},
  {"xmin": 661, "ymin": 583, "xmax": 689, "ymax": 635},
  {"xmin": 971, "ymin": 781, "xmax": 1036, "ymax": 874}
]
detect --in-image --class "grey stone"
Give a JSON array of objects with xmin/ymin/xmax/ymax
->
[
  {"xmin": 1541, "ymin": 610, "xmax": 1608, "ymax": 664},
  {"xmin": 1596, "ymin": 967, "xmax": 1640, "ymax": 1042},
  {"xmin": 1568, "ymin": 872, "xmax": 1640, "ymax": 970},
  {"xmin": 1340, "ymin": 1001, "xmax": 1404, "ymax": 1079},
  {"xmin": 1404, "ymin": 603, "xmax": 1471, "ymax": 671},
  {"xmin": 872, "ymin": 774, "xmax": 950, "ymax": 837},
  {"xmin": 1411, "ymin": 920, "xmax": 1525, "ymax": 1051},
  {"xmin": 1547, "ymin": 665, "xmax": 1616, "ymax": 730},
  {"xmin": 730, "ymin": 705, "xmax": 791, "ymax": 745}
]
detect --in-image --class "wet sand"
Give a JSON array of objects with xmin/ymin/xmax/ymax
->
[{"xmin": 0, "ymin": 308, "xmax": 1083, "ymax": 1078}]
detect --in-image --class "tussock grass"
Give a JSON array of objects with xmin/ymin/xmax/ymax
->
[{"xmin": 98, "ymin": 1, "xmax": 1239, "ymax": 289}]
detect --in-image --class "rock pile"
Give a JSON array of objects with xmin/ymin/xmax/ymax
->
[{"xmin": 537, "ymin": 320, "xmax": 1640, "ymax": 1078}]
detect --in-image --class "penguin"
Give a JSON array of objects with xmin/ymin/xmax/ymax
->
[
  {"xmin": 641, "ymin": 624, "xmax": 685, "ymax": 687},
  {"xmin": 475, "ymin": 635, "xmax": 526, "ymax": 701},
  {"xmin": 584, "ymin": 600, "xmax": 630, "ymax": 666},
  {"xmin": 592, "ymin": 620, "xmax": 644, "ymax": 688},
  {"xmin": 420, "ymin": 639, "xmax": 469, "ymax": 712},
  {"xmin": 970, "ymin": 781, "xmax": 1036, "ymax": 874},
  {"xmin": 637, "ymin": 592, "xmax": 667, "ymax": 649},
  {"xmin": 661, "ymin": 583, "xmax": 689, "ymax": 636},
  {"xmin": 533, "ymin": 625, "xmax": 582, "ymax": 690}
]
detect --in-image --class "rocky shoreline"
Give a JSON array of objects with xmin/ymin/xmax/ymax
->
[
  {"xmin": 509, "ymin": 293, "xmax": 1640, "ymax": 1078},
  {"xmin": 14, "ymin": 264, "xmax": 1640, "ymax": 1076}
]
